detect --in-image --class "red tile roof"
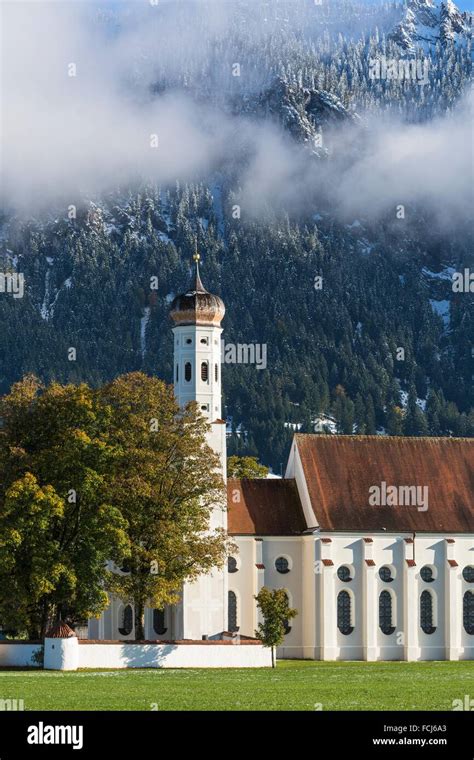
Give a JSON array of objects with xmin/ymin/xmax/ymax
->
[
  {"xmin": 406, "ymin": 559, "xmax": 416, "ymax": 567},
  {"xmin": 45, "ymin": 621, "xmax": 76, "ymax": 638},
  {"xmin": 227, "ymin": 479, "xmax": 306, "ymax": 535},
  {"xmin": 295, "ymin": 435, "xmax": 474, "ymax": 533},
  {"xmin": 365, "ymin": 559, "xmax": 376, "ymax": 567},
  {"xmin": 322, "ymin": 559, "xmax": 334, "ymax": 566},
  {"xmin": 447, "ymin": 559, "xmax": 459, "ymax": 567}
]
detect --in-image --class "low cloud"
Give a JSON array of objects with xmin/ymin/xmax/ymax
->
[{"xmin": 1, "ymin": 0, "xmax": 472, "ymax": 229}]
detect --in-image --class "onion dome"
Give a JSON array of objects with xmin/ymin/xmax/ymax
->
[
  {"xmin": 45, "ymin": 620, "xmax": 76, "ymax": 638},
  {"xmin": 170, "ymin": 255, "xmax": 225, "ymax": 326}
]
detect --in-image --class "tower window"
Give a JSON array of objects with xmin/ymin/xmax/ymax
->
[
  {"xmin": 119, "ymin": 605, "xmax": 133, "ymax": 636},
  {"xmin": 463, "ymin": 591, "xmax": 474, "ymax": 635},
  {"xmin": 228, "ymin": 556, "xmax": 238, "ymax": 573},
  {"xmin": 153, "ymin": 609, "xmax": 167, "ymax": 636},
  {"xmin": 420, "ymin": 590, "xmax": 436, "ymax": 634},
  {"xmin": 175, "ymin": 364, "xmax": 179, "ymax": 383},
  {"xmin": 186, "ymin": 338, "xmax": 192, "ymax": 345},
  {"xmin": 200, "ymin": 337, "xmax": 208, "ymax": 345},
  {"xmin": 185, "ymin": 362, "xmax": 192, "ymax": 382},
  {"xmin": 215, "ymin": 363, "xmax": 218, "ymax": 382},
  {"xmin": 379, "ymin": 591, "xmax": 395, "ymax": 635},
  {"xmin": 201, "ymin": 362, "xmax": 208, "ymax": 382},
  {"xmin": 337, "ymin": 590, "xmax": 353, "ymax": 635},
  {"xmin": 228, "ymin": 591, "xmax": 239, "ymax": 632}
]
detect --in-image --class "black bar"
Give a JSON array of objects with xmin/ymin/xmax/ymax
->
[{"xmin": 0, "ymin": 711, "xmax": 471, "ymax": 757}]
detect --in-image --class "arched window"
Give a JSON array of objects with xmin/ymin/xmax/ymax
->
[
  {"xmin": 215, "ymin": 363, "xmax": 218, "ymax": 382},
  {"xmin": 201, "ymin": 362, "xmax": 208, "ymax": 382},
  {"xmin": 184, "ymin": 362, "xmax": 192, "ymax": 382},
  {"xmin": 275, "ymin": 557, "xmax": 290, "ymax": 574},
  {"xmin": 153, "ymin": 609, "xmax": 167, "ymax": 636},
  {"xmin": 337, "ymin": 590, "xmax": 353, "ymax": 635},
  {"xmin": 379, "ymin": 591, "xmax": 395, "ymax": 635},
  {"xmin": 228, "ymin": 591, "xmax": 239, "ymax": 632},
  {"xmin": 463, "ymin": 591, "xmax": 474, "ymax": 635},
  {"xmin": 379, "ymin": 566, "xmax": 394, "ymax": 583},
  {"xmin": 175, "ymin": 364, "xmax": 179, "ymax": 382},
  {"xmin": 462, "ymin": 566, "xmax": 474, "ymax": 583},
  {"xmin": 228, "ymin": 556, "xmax": 238, "ymax": 573},
  {"xmin": 337, "ymin": 565, "xmax": 352, "ymax": 582},
  {"xmin": 420, "ymin": 565, "xmax": 434, "ymax": 583},
  {"xmin": 119, "ymin": 604, "xmax": 133, "ymax": 636},
  {"xmin": 420, "ymin": 590, "xmax": 436, "ymax": 634}
]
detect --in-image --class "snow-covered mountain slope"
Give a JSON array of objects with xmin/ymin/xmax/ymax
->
[{"xmin": 389, "ymin": 0, "xmax": 471, "ymax": 52}]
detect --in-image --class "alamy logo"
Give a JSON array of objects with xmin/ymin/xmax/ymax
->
[
  {"xmin": 452, "ymin": 268, "xmax": 474, "ymax": 293},
  {"xmin": 369, "ymin": 481, "xmax": 428, "ymax": 512},
  {"xmin": 221, "ymin": 340, "xmax": 267, "ymax": 370},
  {"xmin": 27, "ymin": 722, "xmax": 83, "ymax": 750},
  {"xmin": 452, "ymin": 695, "xmax": 474, "ymax": 711},
  {"xmin": 0, "ymin": 698, "xmax": 24, "ymax": 710},
  {"xmin": 369, "ymin": 56, "xmax": 429, "ymax": 85},
  {"xmin": 0, "ymin": 272, "xmax": 24, "ymax": 299}
]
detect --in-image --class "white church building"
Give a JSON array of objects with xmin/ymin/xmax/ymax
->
[{"xmin": 89, "ymin": 262, "xmax": 474, "ymax": 661}]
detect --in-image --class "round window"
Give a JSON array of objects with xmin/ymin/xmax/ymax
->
[
  {"xmin": 275, "ymin": 557, "xmax": 290, "ymax": 574},
  {"xmin": 337, "ymin": 565, "xmax": 352, "ymax": 582},
  {"xmin": 462, "ymin": 566, "xmax": 474, "ymax": 583},
  {"xmin": 379, "ymin": 566, "xmax": 394, "ymax": 583},
  {"xmin": 420, "ymin": 566, "xmax": 435, "ymax": 583},
  {"xmin": 228, "ymin": 556, "xmax": 238, "ymax": 574}
]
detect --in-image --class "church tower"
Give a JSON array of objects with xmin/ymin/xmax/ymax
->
[{"xmin": 169, "ymin": 254, "xmax": 228, "ymax": 639}]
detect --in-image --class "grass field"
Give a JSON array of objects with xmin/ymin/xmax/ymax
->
[{"xmin": 0, "ymin": 660, "xmax": 472, "ymax": 711}]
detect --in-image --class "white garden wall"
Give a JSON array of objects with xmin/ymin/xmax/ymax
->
[
  {"xmin": 76, "ymin": 641, "xmax": 271, "ymax": 669},
  {"xmin": 0, "ymin": 639, "xmax": 271, "ymax": 670},
  {"xmin": 0, "ymin": 642, "xmax": 42, "ymax": 667}
]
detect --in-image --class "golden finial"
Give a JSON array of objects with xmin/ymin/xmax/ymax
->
[{"xmin": 193, "ymin": 236, "xmax": 200, "ymax": 264}]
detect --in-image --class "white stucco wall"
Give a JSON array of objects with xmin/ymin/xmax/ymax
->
[
  {"xmin": 50, "ymin": 642, "xmax": 271, "ymax": 669},
  {"xmin": 44, "ymin": 636, "xmax": 79, "ymax": 670},
  {"xmin": 0, "ymin": 643, "xmax": 42, "ymax": 667},
  {"xmin": 230, "ymin": 531, "xmax": 473, "ymax": 662}
]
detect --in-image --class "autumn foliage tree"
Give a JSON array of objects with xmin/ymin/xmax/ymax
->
[
  {"xmin": 0, "ymin": 375, "xmax": 129, "ymax": 638},
  {"xmin": 102, "ymin": 373, "xmax": 229, "ymax": 640},
  {"xmin": 227, "ymin": 456, "xmax": 269, "ymax": 479},
  {"xmin": 0, "ymin": 373, "xmax": 228, "ymax": 640}
]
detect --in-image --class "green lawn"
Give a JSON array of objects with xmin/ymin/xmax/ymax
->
[{"xmin": 0, "ymin": 660, "xmax": 472, "ymax": 711}]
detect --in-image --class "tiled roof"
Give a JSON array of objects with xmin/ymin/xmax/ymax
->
[
  {"xmin": 295, "ymin": 435, "xmax": 473, "ymax": 533},
  {"xmin": 227, "ymin": 479, "xmax": 307, "ymax": 535},
  {"xmin": 45, "ymin": 621, "xmax": 76, "ymax": 638}
]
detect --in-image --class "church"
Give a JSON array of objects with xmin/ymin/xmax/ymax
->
[{"xmin": 88, "ymin": 261, "xmax": 474, "ymax": 662}]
